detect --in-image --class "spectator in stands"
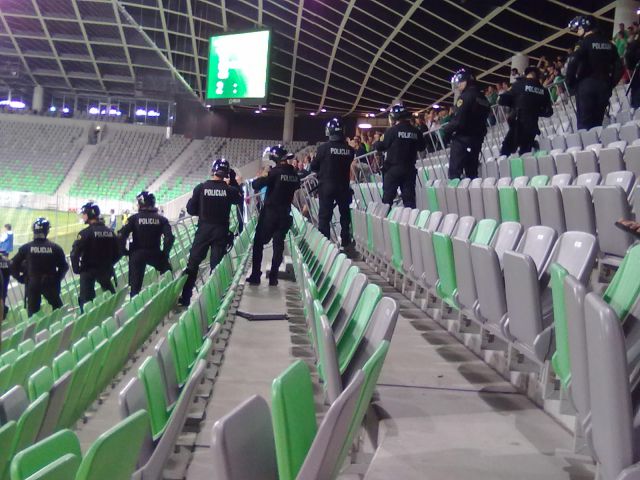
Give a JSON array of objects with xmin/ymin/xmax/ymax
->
[
  {"xmin": 179, "ymin": 209, "xmax": 186, "ymax": 220},
  {"xmin": 443, "ymin": 69, "xmax": 490, "ymax": 179},
  {"xmin": 311, "ymin": 118, "xmax": 355, "ymax": 251},
  {"xmin": 615, "ymin": 30, "xmax": 628, "ymax": 59},
  {"xmin": 246, "ymin": 147, "xmax": 300, "ymax": 286},
  {"xmin": 71, "ymin": 202, "xmax": 120, "ymax": 312},
  {"xmin": 180, "ymin": 159, "xmax": 242, "ymax": 304},
  {"xmin": 497, "ymin": 81, "xmax": 509, "ymax": 94},
  {"xmin": 109, "ymin": 209, "xmax": 117, "ymax": 230},
  {"xmin": 616, "ymin": 22, "xmax": 629, "ymax": 41},
  {"xmin": 10, "ymin": 218, "xmax": 68, "ymax": 316},
  {"xmin": 499, "ymin": 66, "xmax": 553, "ymax": 155},
  {"xmin": 122, "ymin": 210, "xmax": 130, "ymax": 225},
  {"xmin": 510, "ymin": 68, "xmax": 521, "ymax": 84},
  {"xmin": 485, "ymin": 85, "xmax": 498, "ymax": 105},
  {"xmin": 374, "ymin": 104, "xmax": 426, "ymax": 208},
  {"xmin": 0, "ymin": 224, "xmax": 13, "ymax": 253},
  {"xmin": 118, "ymin": 191, "xmax": 174, "ymax": 297},
  {"xmin": 0, "ymin": 249, "xmax": 9, "ymax": 319},
  {"xmin": 567, "ymin": 15, "xmax": 623, "ymax": 130},
  {"xmin": 537, "ymin": 56, "xmax": 549, "ymax": 71},
  {"xmin": 626, "ymin": 28, "xmax": 640, "ymax": 107},
  {"xmin": 351, "ymin": 135, "xmax": 368, "ymax": 158}
]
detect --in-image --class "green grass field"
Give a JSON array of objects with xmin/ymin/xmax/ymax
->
[{"xmin": 0, "ymin": 207, "xmax": 85, "ymax": 255}]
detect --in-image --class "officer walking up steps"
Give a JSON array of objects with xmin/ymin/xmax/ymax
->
[
  {"xmin": 179, "ymin": 158, "xmax": 241, "ymax": 306},
  {"xmin": 10, "ymin": 218, "xmax": 68, "ymax": 317},
  {"xmin": 311, "ymin": 117, "xmax": 355, "ymax": 250},
  {"xmin": 499, "ymin": 66, "xmax": 553, "ymax": 156},
  {"xmin": 443, "ymin": 69, "xmax": 491, "ymax": 179},
  {"xmin": 374, "ymin": 104, "xmax": 426, "ymax": 208},
  {"xmin": 566, "ymin": 15, "xmax": 622, "ymax": 130},
  {"xmin": 70, "ymin": 202, "xmax": 121, "ymax": 312},
  {"xmin": 118, "ymin": 191, "xmax": 175, "ymax": 297},
  {"xmin": 246, "ymin": 145, "xmax": 300, "ymax": 286}
]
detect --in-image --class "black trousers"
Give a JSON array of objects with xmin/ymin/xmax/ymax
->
[
  {"xmin": 382, "ymin": 167, "xmax": 416, "ymax": 208},
  {"xmin": 79, "ymin": 269, "xmax": 115, "ymax": 312},
  {"xmin": 448, "ymin": 136, "xmax": 483, "ymax": 179},
  {"xmin": 1, "ymin": 269, "xmax": 8, "ymax": 317},
  {"xmin": 128, "ymin": 249, "xmax": 171, "ymax": 297},
  {"xmin": 631, "ymin": 75, "xmax": 640, "ymax": 110},
  {"xmin": 500, "ymin": 120, "xmax": 538, "ymax": 156},
  {"xmin": 576, "ymin": 77, "xmax": 611, "ymax": 130},
  {"xmin": 180, "ymin": 223, "xmax": 228, "ymax": 304},
  {"xmin": 318, "ymin": 185, "xmax": 352, "ymax": 246},
  {"xmin": 26, "ymin": 276, "xmax": 63, "ymax": 317},
  {"xmin": 250, "ymin": 207, "xmax": 292, "ymax": 279}
]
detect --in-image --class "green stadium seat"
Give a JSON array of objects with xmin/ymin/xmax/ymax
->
[
  {"xmin": 0, "ymin": 422, "xmax": 17, "ymax": 480},
  {"xmin": 271, "ymin": 361, "xmax": 317, "ymax": 480},
  {"xmin": 9, "ymin": 429, "xmax": 81, "ymax": 480},
  {"xmin": 27, "ymin": 368, "xmax": 53, "ymax": 403},
  {"xmin": 138, "ymin": 356, "xmax": 171, "ymax": 438}
]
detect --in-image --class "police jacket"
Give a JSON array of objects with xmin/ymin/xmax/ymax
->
[
  {"xmin": 311, "ymin": 140, "xmax": 354, "ymax": 188},
  {"xmin": 0, "ymin": 252, "xmax": 8, "ymax": 284},
  {"xmin": 118, "ymin": 207, "xmax": 175, "ymax": 255},
  {"xmin": 566, "ymin": 31, "xmax": 622, "ymax": 88},
  {"xmin": 443, "ymin": 84, "xmax": 490, "ymax": 140},
  {"xmin": 626, "ymin": 36, "xmax": 640, "ymax": 74},
  {"xmin": 498, "ymin": 77, "xmax": 553, "ymax": 132},
  {"xmin": 187, "ymin": 179, "xmax": 242, "ymax": 227},
  {"xmin": 252, "ymin": 162, "xmax": 300, "ymax": 210},
  {"xmin": 374, "ymin": 121, "xmax": 426, "ymax": 169},
  {"xmin": 10, "ymin": 239, "xmax": 68, "ymax": 282},
  {"xmin": 70, "ymin": 222, "xmax": 120, "ymax": 274}
]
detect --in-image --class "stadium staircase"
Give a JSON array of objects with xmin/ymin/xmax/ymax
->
[{"xmin": 55, "ymin": 145, "xmax": 98, "ymax": 197}]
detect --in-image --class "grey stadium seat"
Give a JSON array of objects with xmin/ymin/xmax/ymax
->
[{"xmin": 210, "ymin": 395, "xmax": 278, "ymax": 480}]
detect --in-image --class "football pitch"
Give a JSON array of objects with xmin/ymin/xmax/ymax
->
[{"xmin": 0, "ymin": 207, "xmax": 85, "ymax": 254}]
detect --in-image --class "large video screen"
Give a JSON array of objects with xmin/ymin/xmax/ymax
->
[{"xmin": 206, "ymin": 30, "xmax": 271, "ymax": 105}]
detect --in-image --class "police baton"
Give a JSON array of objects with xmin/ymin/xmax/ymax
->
[{"xmin": 626, "ymin": 63, "xmax": 639, "ymax": 97}]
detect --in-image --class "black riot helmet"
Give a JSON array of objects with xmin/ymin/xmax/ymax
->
[
  {"xmin": 32, "ymin": 217, "xmax": 50, "ymax": 239},
  {"xmin": 568, "ymin": 15, "xmax": 596, "ymax": 35},
  {"xmin": 80, "ymin": 202, "xmax": 100, "ymax": 221},
  {"xmin": 136, "ymin": 190, "xmax": 156, "ymax": 208},
  {"xmin": 266, "ymin": 145, "xmax": 294, "ymax": 163},
  {"xmin": 388, "ymin": 104, "xmax": 411, "ymax": 124},
  {"xmin": 211, "ymin": 158, "xmax": 230, "ymax": 178},
  {"xmin": 451, "ymin": 68, "xmax": 474, "ymax": 92},
  {"xmin": 325, "ymin": 117, "xmax": 344, "ymax": 140}
]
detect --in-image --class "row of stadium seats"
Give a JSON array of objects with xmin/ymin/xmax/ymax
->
[
  {"xmin": 0, "ymin": 118, "xmax": 85, "ymax": 194},
  {"xmin": 350, "ymin": 202, "xmax": 640, "ymax": 479},
  {"xmin": 69, "ymin": 130, "xmax": 189, "ymax": 201},
  {"xmin": 201, "ymin": 211, "xmax": 398, "ymax": 480}
]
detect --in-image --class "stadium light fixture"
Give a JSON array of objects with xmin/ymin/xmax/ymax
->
[
  {"xmin": 310, "ymin": 112, "xmax": 316, "ymax": 116},
  {"xmin": 0, "ymin": 100, "xmax": 26, "ymax": 109},
  {"xmin": 379, "ymin": 107, "xmax": 386, "ymax": 112},
  {"xmin": 147, "ymin": 110, "xmax": 160, "ymax": 117},
  {"xmin": 254, "ymin": 109, "xmax": 261, "ymax": 113},
  {"xmin": 62, "ymin": 107, "xmax": 70, "ymax": 114},
  {"xmin": 320, "ymin": 108, "xmax": 327, "ymax": 112},
  {"xmin": 135, "ymin": 109, "xmax": 147, "ymax": 116},
  {"xmin": 49, "ymin": 106, "xmax": 57, "ymax": 112},
  {"xmin": 89, "ymin": 107, "xmax": 99, "ymax": 115},
  {"xmin": 358, "ymin": 123, "xmax": 372, "ymax": 129},
  {"xmin": 261, "ymin": 107, "xmax": 267, "ymax": 111},
  {"xmin": 432, "ymin": 104, "xmax": 440, "ymax": 109}
]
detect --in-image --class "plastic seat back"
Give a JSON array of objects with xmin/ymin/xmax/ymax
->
[
  {"xmin": 584, "ymin": 293, "xmax": 634, "ymax": 480},
  {"xmin": 0, "ymin": 385, "xmax": 28, "ymax": 423},
  {"xmin": 211, "ymin": 395, "xmax": 278, "ymax": 480},
  {"xmin": 516, "ymin": 226, "xmax": 558, "ymax": 273},
  {"xmin": 0, "ymin": 421, "xmax": 16, "ymax": 480},
  {"xmin": 561, "ymin": 186, "xmax": 596, "ymax": 234},
  {"xmin": 10, "ymin": 429, "xmax": 81, "ymax": 480},
  {"xmin": 37, "ymin": 371, "xmax": 72, "ymax": 441},
  {"xmin": 27, "ymin": 367, "xmax": 54, "ymax": 402},
  {"xmin": 593, "ymin": 186, "xmax": 634, "ymax": 260},
  {"xmin": 10, "ymin": 392, "xmax": 50, "ymax": 463},
  {"xmin": 297, "ymin": 371, "xmax": 365, "ymax": 480},
  {"xmin": 271, "ymin": 361, "xmax": 317, "ymax": 480},
  {"xmin": 138, "ymin": 356, "xmax": 170, "ymax": 438},
  {"xmin": 75, "ymin": 410, "xmax": 149, "ymax": 480}
]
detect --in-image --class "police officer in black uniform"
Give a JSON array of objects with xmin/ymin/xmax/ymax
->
[
  {"xmin": 443, "ymin": 69, "xmax": 491, "ymax": 179},
  {"xmin": 374, "ymin": 104, "xmax": 426, "ymax": 208},
  {"xmin": 499, "ymin": 66, "xmax": 554, "ymax": 155},
  {"xmin": 118, "ymin": 191, "xmax": 175, "ymax": 297},
  {"xmin": 566, "ymin": 15, "xmax": 622, "ymax": 130},
  {"xmin": 10, "ymin": 218, "xmax": 68, "ymax": 316},
  {"xmin": 71, "ymin": 202, "xmax": 121, "ymax": 312},
  {"xmin": 311, "ymin": 117, "xmax": 355, "ymax": 248},
  {"xmin": 0, "ymin": 249, "xmax": 9, "ymax": 318},
  {"xmin": 246, "ymin": 145, "xmax": 300, "ymax": 286},
  {"xmin": 179, "ymin": 158, "xmax": 241, "ymax": 306},
  {"xmin": 228, "ymin": 168, "xmax": 245, "ymax": 234}
]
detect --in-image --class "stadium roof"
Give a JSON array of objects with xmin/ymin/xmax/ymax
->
[{"xmin": 0, "ymin": 0, "xmax": 618, "ymax": 115}]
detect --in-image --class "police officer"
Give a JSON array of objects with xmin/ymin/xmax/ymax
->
[
  {"xmin": 374, "ymin": 104, "xmax": 426, "ymax": 208},
  {"xmin": 10, "ymin": 218, "xmax": 68, "ymax": 316},
  {"xmin": 566, "ymin": 15, "xmax": 622, "ymax": 130},
  {"xmin": 499, "ymin": 66, "xmax": 554, "ymax": 155},
  {"xmin": 311, "ymin": 117, "xmax": 355, "ymax": 249},
  {"xmin": 246, "ymin": 145, "xmax": 300, "ymax": 286},
  {"xmin": 228, "ymin": 168, "xmax": 245, "ymax": 234},
  {"xmin": 179, "ymin": 158, "xmax": 241, "ymax": 306},
  {"xmin": 118, "ymin": 191, "xmax": 175, "ymax": 297},
  {"xmin": 71, "ymin": 202, "xmax": 121, "ymax": 312},
  {"xmin": 443, "ymin": 69, "xmax": 490, "ymax": 179},
  {"xmin": 0, "ymin": 249, "xmax": 10, "ymax": 318}
]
